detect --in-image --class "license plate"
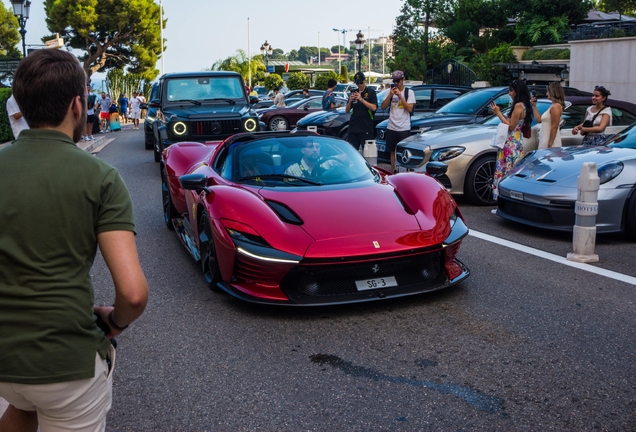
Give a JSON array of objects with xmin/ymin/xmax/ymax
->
[
  {"xmin": 376, "ymin": 144, "xmax": 386, "ymax": 152},
  {"xmin": 355, "ymin": 276, "xmax": 398, "ymax": 291},
  {"xmin": 509, "ymin": 190, "xmax": 524, "ymax": 201},
  {"xmin": 397, "ymin": 166, "xmax": 409, "ymax": 173}
]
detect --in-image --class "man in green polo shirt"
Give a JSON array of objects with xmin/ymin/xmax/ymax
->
[{"xmin": 0, "ymin": 49, "xmax": 148, "ymax": 431}]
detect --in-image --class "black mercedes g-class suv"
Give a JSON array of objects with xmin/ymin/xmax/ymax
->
[{"xmin": 151, "ymin": 71, "xmax": 261, "ymax": 162}]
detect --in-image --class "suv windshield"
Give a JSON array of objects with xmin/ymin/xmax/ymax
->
[
  {"xmin": 166, "ymin": 77, "xmax": 245, "ymax": 102},
  {"xmin": 437, "ymin": 89, "xmax": 503, "ymax": 115}
]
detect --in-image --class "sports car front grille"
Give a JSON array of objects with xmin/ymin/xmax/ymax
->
[
  {"xmin": 499, "ymin": 199, "xmax": 555, "ymax": 224},
  {"xmin": 280, "ymin": 252, "xmax": 443, "ymax": 298},
  {"xmin": 192, "ymin": 120, "xmax": 242, "ymax": 136}
]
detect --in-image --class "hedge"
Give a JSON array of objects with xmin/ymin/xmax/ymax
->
[
  {"xmin": 522, "ymin": 48, "xmax": 570, "ymax": 60},
  {"xmin": 0, "ymin": 88, "xmax": 14, "ymax": 142}
]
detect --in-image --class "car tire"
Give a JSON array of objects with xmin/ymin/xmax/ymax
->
[
  {"xmin": 269, "ymin": 116, "xmax": 289, "ymax": 131},
  {"xmin": 199, "ymin": 212, "xmax": 222, "ymax": 291},
  {"xmin": 162, "ymin": 167, "xmax": 177, "ymax": 231},
  {"xmin": 464, "ymin": 154, "xmax": 497, "ymax": 206},
  {"xmin": 625, "ymin": 189, "xmax": 636, "ymax": 240}
]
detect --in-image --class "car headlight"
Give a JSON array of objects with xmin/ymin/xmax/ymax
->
[
  {"xmin": 598, "ymin": 161, "xmax": 623, "ymax": 184},
  {"xmin": 377, "ymin": 129, "xmax": 385, "ymax": 140},
  {"xmin": 431, "ymin": 147, "xmax": 465, "ymax": 162},
  {"xmin": 173, "ymin": 122, "xmax": 187, "ymax": 135},
  {"xmin": 244, "ymin": 118, "xmax": 258, "ymax": 132}
]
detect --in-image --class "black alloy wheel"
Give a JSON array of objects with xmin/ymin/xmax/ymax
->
[
  {"xmin": 199, "ymin": 212, "xmax": 221, "ymax": 291},
  {"xmin": 161, "ymin": 167, "xmax": 178, "ymax": 231},
  {"xmin": 625, "ymin": 189, "xmax": 636, "ymax": 240},
  {"xmin": 464, "ymin": 155, "xmax": 497, "ymax": 206}
]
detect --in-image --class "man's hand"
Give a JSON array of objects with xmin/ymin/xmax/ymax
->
[{"xmin": 93, "ymin": 305, "xmax": 120, "ymax": 339}]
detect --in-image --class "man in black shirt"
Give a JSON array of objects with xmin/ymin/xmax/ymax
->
[{"xmin": 345, "ymin": 72, "xmax": 377, "ymax": 150}]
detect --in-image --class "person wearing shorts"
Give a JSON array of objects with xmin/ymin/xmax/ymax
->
[
  {"xmin": 129, "ymin": 92, "xmax": 141, "ymax": 130},
  {"xmin": 84, "ymin": 85, "xmax": 96, "ymax": 141},
  {"xmin": 380, "ymin": 70, "xmax": 415, "ymax": 172},
  {"xmin": 98, "ymin": 92, "xmax": 111, "ymax": 133}
]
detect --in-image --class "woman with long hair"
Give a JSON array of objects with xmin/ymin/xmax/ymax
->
[
  {"xmin": 532, "ymin": 81, "xmax": 565, "ymax": 148},
  {"xmin": 490, "ymin": 79, "xmax": 533, "ymax": 202},
  {"xmin": 572, "ymin": 86, "xmax": 612, "ymax": 146}
]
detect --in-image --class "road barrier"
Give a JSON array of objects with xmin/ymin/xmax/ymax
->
[{"xmin": 567, "ymin": 162, "xmax": 600, "ymax": 263}]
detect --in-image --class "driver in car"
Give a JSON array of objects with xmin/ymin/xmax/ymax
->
[{"xmin": 284, "ymin": 141, "xmax": 339, "ymax": 178}]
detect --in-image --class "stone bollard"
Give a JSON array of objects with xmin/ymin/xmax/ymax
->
[
  {"xmin": 567, "ymin": 162, "xmax": 600, "ymax": 263},
  {"xmin": 362, "ymin": 140, "xmax": 378, "ymax": 166}
]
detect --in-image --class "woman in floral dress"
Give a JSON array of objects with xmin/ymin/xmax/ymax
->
[{"xmin": 490, "ymin": 80, "xmax": 533, "ymax": 202}]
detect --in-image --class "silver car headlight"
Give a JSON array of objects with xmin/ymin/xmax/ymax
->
[
  {"xmin": 598, "ymin": 161, "xmax": 624, "ymax": 184},
  {"xmin": 430, "ymin": 147, "xmax": 465, "ymax": 162}
]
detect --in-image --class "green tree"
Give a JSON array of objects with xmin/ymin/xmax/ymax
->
[
  {"xmin": 105, "ymin": 68, "xmax": 150, "ymax": 101},
  {"xmin": 209, "ymin": 49, "xmax": 265, "ymax": 82},
  {"xmin": 271, "ymin": 48, "xmax": 286, "ymax": 60},
  {"xmin": 314, "ymin": 71, "xmax": 340, "ymax": 90},
  {"xmin": 470, "ymin": 43, "xmax": 517, "ymax": 85},
  {"xmin": 286, "ymin": 72, "xmax": 310, "ymax": 90},
  {"xmin": 0, "ymin": 5, "xmax": 21, "ymax": 59},
  {"xmin": 287, "ymin": 49, "xmax": 299, "ymax": 61},
  {"xmin": 298, "ymin": 46, "xmax": 319, "ymax": 63},
  {"xmin": 339, "ymin": 65, "xmax": 348, "ymax": 83},
  {"xmin": 264, "ymin": 74, "xmax": 283, "ymax": 91},
  {"xmin": 44, "ymin": 0, "xmax": 165, "ymax": 80},
  {"xmin": 598, "ymin": 0, "xmax": 636, "ymax": 19}
]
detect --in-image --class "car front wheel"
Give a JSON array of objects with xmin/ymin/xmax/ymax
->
[
  {"xmin": 464, "ymin": 155, "xmax": 496, "ymax": 206},
  {"xmin": 269, "ymin": 116, "xmax": 289, "ymax": 131},
  {"xmin": 199, "ymin": 212, "xmax": 221, "ymax": 291}
]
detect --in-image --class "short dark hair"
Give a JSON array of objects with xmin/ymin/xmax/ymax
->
[
  {"xmin": 303, "ymin": 88, "xmax": 309, "ymax": 92},
  {"xmin": 13, "ymin": 49, "xmax": 86, "ymax": 129},
  {"xmin": 327, "ymin": 78, "xmax": 337, "ymax": 88}
]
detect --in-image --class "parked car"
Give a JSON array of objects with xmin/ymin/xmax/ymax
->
[
  {"xmin": 150, "ymin": 71, "xmax": 261, "ymax": 162},
  {"xmin": 251, "ymin": 89, "xmax": 325, "ymax": 109},
  {"xmin": 375, "ymin": 86, "xmax": 594, "ymax": 161},
  {"xmin": 253, "ymin": 86, "xmax": 269, "ymax": 100},
  {"xmin": 257, "ymin": 96, "xmax": 348, "ymax": 131},
  {"xmin": 295, "ymin": 85, "xmax": 472, "ymax": 144},
  {"xmin": 496, "ymin": 123, "xmax": 636, "ymax": 237},
  {"xmin": 160, "ymin": 131, "xmax": 470, "ymax": 305},
  {"xmin": 144, "ymin": 82, "xmax": 160, "ymax": 150},
  {"xmin": 395, "ymin": 95, "xmax": 636, "ymax": 205}
]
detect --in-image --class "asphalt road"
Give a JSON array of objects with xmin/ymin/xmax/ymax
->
[{"xmin": 91, "ymin": 128, "xmax": 635, "ymax": 431}]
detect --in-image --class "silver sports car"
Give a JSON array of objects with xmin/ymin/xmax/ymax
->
[{"xmin": 496, "ymin": 123, "xmax": 636, "ymax": 237}]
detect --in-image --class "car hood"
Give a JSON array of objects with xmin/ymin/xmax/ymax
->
[
  {"xmin": 163, "ymin": 104, "xmax": 251, "ymax": 119},
  {"xmin": 399, "ymin": 124, "xmax": 497, "ymax": 150},
  {"xmin": 376, "ymin": 112, "xmax": 474, "ymax": 129},
  {"xmin": 506, "ymin": 145, "xmax": 636, "ymax": 186},
  {"xmin": 297, "ymin": 109, "xmax": 346, "ymax": 125},
  {"xmin": 258, "ymin": 184, "xmax": 430, "ymax": 258}
]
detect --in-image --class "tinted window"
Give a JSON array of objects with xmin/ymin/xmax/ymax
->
[
  {"xmin": 305, "ymin": 99, "xmax": 323, "ymax": 109},
  {"xmin": 608, "ymin": 123, "xmax": 636, "ymax": 148},
  {"xmin": 413, "ymin": 89, "xmax": 431, "ymax": 111},
  {"xmin": 437, "ymin": 89, "xmax": 504, "ymax": 114},
  {"xmin": 562, "ymin": 105, "xmax": 587, "ymax": 129},
  {"xmin": 150, "ymin": 84, "xmax": 159, "ymax": 101},
  {"xmin": 611, "ymin": 107, "xmax": 636, "ymax": 126},
  {"xmin": 166, "ymin": 77, "xmax": 245, "ymax": 102},
  {"xmin": 432, "ymin": 89, "xmax": 464, "ymax": 109},
  {"xmin": 482, "ymin": 101, "xmax": 551, "ymax": 126}
]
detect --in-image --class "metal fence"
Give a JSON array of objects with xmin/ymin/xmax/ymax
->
[
  {"xmin": 563, "ymin": 22, "xmax": 636, "ymax": 41},
  {"xmin": 424, "ymin": 59, "xmax": 477, "ymax": 87}
]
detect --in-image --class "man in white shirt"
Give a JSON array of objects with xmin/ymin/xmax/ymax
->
[
  {"xmin": 129, "ymin": 92, "xmax": 141, "ymax": 130},
  {"xmin": 6, "ymin": 95, "xmax": 29, "ymax": 139},
  {"xmin": 380, "ymin": 70, "xmax": 415, "ymax": 172}
]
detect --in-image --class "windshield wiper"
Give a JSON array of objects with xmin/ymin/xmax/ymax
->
[
  {"xmin": 174, "ymin": 99, "xmax": 201, "ymax": 105},
  {"xmin": 203, "ymin": 98, "xmax": 236, "ymax": 105},
  {"xmin": 237, "ymin": 174, "xmax": 322, "ymax": 185}
]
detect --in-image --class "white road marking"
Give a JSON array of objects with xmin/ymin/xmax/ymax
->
[
  {"xmin": 469, "ymin": 230, "xmax": 636, "ymax": 286},
  {"xmin": 90, "ymin": 138, "xmax": 114, "ymax": 154}
]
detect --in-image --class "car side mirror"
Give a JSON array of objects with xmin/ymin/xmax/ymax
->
[
  {"xmin": 425, "ymin": 161, "xmax": 448, "ymax": 178},
  {"xmin": 149, "ymin": 100, "xmax": 160, "ymax": 108},
  {"xmin": 249, "ymin": 96, "xmax": 259, "ymax": 105},
  {"xmin": 179, "ymin": 173, "xmax": 211, "ymax": 194}
]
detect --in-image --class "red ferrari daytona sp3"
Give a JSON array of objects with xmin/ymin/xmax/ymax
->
[{"xmin": 161, "ymin": 131, "xmax": 470, "ymax": 305}]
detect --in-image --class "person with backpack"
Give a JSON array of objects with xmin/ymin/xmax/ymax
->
[
  {"xmin": 380, "ymin": 70, "xmax": 415, "ymax": 172},
  {"xmin": 322, "ymin": 79, "xmax": 342, "ymax": 111},
  {"xmin": 84, "ymin": 85, "xmax": 96, "ymax": 141}
]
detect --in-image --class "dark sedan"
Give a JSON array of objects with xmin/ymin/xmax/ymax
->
[
  {"xmin": 258, "ymin": 96, "xmax": 348, "ymax": 131},
  {"xmin": 294, "ymin": 85, "xmax": 472, "ymax": 143}
]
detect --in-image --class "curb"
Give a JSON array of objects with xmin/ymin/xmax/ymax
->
[{"xmin": 1, "ymin": 133, "xmax": 111, "ymax": 153}]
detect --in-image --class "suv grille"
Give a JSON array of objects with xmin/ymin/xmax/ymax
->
[{"xmin": 192, "ymin": 120, "xmax": 242, "ymax": 136}]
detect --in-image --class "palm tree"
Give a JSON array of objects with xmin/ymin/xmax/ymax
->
[{"xmin": 207, "ymin": 50, "xmax": 265, "ymax": 83}]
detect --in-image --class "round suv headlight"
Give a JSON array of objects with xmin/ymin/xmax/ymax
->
[
  {"xmin": 244, "ymin": 118, "xmax": 257, "ymax": 132},
  {"xmin": 173, "ymin": 122, "xmax": 187, "ymax": 135}
]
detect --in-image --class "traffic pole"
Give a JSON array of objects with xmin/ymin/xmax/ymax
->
[{"xmin": 567, "ymin": 162, "xmax": 600, "ymax": 263}]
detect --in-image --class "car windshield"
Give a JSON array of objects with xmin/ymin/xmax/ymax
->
[
  {"xmin": 482, "ymin": 100, "xmax": 552, "ymax": 126},
  {"xmin": 223, "ymin": 136, "xmax": 377, "ymax": 186},
  {"xmin": 254, "ymin": 86, "xmax": 268, "ymax": 96},
  {"xmin": 436, "ymin": 89, "xmax": 503, "ymax": 114},
  {"xmin": 607, "ymin": 122, "xmax": 636, "ymax": 148},
  {"xmin": 166, "ymin": 77, "xmax": 245, "ymax": 102}
]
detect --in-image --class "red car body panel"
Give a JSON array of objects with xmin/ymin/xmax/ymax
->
[{"xmin": 162, "ymin": 135, "xmax": 469, "ymax": 305}]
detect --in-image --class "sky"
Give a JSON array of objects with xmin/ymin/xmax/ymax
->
[{"xmin": 3, "ymin": 0, "xmax": 405, "ymax": 80}]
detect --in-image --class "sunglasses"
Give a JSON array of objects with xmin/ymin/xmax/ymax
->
[
  {"xmin": 392, "ymin": 78, "xmax": 403, "ymax": 83},
  {"xmin": 595, "ymin": 85, "xmax": 606, "ymax": 91}
]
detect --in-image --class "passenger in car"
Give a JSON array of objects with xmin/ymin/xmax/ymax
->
[{"xmin": 284, "ymin": 141, "xmax": 337, "ymax": 178}]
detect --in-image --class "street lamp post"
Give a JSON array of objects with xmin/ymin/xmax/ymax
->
[
  {"xmin": 11, "ymin": 0, "xmax": 31, "ymax": 58},
  {"xmin": 354, "ymin": 31, "xmax": 365, "ymax": 75},
  {"xmin": 260, "ymin": 40, "xmax": 274, "ymax": 74}
]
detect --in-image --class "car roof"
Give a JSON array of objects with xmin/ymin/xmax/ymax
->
[
  {"xmin": 159, "ymin": 71, "xmax": 242, "ymax": 79},
  {"xmin": 565, "ymin": 95, "xmax": 636, "ymax": 112},
  {"xmin": 411, "ymin": 84, "xmax": 473, "ymax": 90}
]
